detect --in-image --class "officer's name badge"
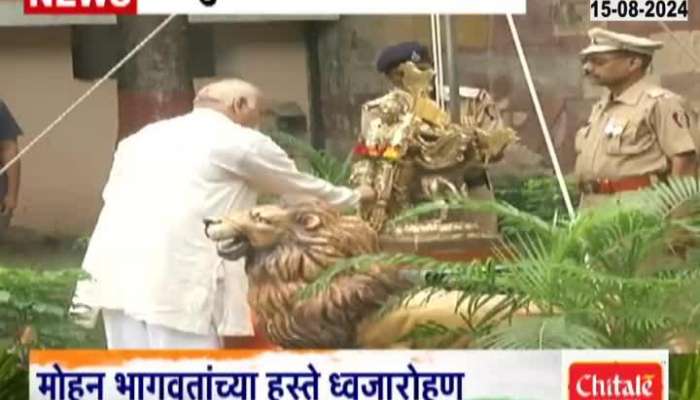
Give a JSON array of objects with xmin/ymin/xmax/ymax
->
[{"xmin": 604, "ymin": 117, "xmax": 627, "ymax": 137}]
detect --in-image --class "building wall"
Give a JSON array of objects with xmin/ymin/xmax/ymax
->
[
  {"xmin": 213, "ymin": 22, "xmax": 310, "ymax": 118},
  {"xmin": 0, "ymin": 26, "xmax": 116, "ymax": 237},
  {"xmin": 5, "ymin": 11, "xmax": 698, "ymax": 235},
  {"xmin": 0, "ymin": 22, "xmax": 310, "ymax": 236},
  {"xmin": 316, "ymin": 9, "xmax": 700, "ymax": 177}
]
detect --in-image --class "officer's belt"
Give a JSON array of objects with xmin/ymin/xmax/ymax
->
[{"xmin": 578, "ymin": 174, "xmax": 662, "ymax": 195}]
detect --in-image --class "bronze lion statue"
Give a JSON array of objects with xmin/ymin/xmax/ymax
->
[
  {"xmin": 203, "ymin": 202, "xmax": 418, "ymax": 348},
  {"xmin": 204, "ymin": 201, "xmax": 523, "ymax": 349}
]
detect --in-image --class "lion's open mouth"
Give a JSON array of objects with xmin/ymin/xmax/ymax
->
[{"xmin": 217, "ymin": 234, "xmax": 250, "ymax": 261}]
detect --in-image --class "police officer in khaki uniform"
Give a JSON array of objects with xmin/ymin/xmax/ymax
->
[
  {"xmin": 353, "ymin": 41, "xmax": 509, "ymax": 234},
  {"xmin": 575, "ymin": 28, "xmax": 698, "ymax": 209}
]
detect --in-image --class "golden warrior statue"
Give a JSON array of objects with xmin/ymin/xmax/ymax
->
[{"xmin": 350, "ymin": 41, "xmax": 517, "ymax": 240}]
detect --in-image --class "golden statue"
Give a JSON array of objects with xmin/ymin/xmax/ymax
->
[{"xmin": 350, "ymin": 42, "xmax": 517, "ymax": 246}]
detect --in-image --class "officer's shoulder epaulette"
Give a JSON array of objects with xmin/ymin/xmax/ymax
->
[
  {"xmin": 440, "ymin": 85, "xmax": 482, "ymax": 101},
  {"xmin": 645, "ymin": 87, "xmax": 674, "ymax": 99},
  {"xmin": 363, "ymin": 89, "xmax": 412, "ymax": 110},
  {"xmin": 460, "ymin": 86, "xmax": 482, "ymax": 99},
  {"xmin": 363, "ymin": 91, "xmax": 394, "ymax": 107},
  {"xmin": 363, "ymin": 97, "xmax": 382, "ymax": 107}
]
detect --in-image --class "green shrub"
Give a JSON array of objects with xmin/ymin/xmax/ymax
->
[
  {"xmin": 0, "ymin": 267, "xmax": 103, "ymax": 349},
  {"xmin": 0, "ymin": 347, "xmax": 28, "ymax": 400},
  {"xmin": 493, "ymin": 175, "xmax": 578, "ymax": 223}
]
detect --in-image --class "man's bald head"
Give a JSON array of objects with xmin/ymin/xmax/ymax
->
[{"xmin": 194, "ymin": 79, "xmax": 264, "ymax": 128}]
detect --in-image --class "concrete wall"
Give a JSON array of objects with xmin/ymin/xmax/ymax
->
[{"xmin": 0, "ymin": 22, "xmax": 310, "ymax": 236}]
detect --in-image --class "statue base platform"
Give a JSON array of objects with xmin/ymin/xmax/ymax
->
[{"xmin": 379, "ymin": 233, "xmax": 502, "ymax": 261}]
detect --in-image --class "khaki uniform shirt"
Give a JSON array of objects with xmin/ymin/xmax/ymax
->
[{"xmin": 574, "ymin": 78, "xmax": 696, "ymax": 208}]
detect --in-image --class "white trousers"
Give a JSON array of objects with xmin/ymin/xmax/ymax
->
[{"xmin": 102, "ymin": 309, "xmax": 221, "ymax": 349}]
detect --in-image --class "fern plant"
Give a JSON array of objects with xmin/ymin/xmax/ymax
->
[{"xmin": 304, "ymin": 176, "xmax": 700, "ymax": 350}]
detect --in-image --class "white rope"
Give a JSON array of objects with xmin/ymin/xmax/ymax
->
[
  {"xmin": 657, "ymin": 21, "xmax": 700, "ymax": 71},
  {"xmin": 434, "ymin": 15, "xmax": 446, "ymax": 110},
  {"xmin": 506, "ymin": 14, "xmax": 576, "ymax": 220},
  {"xmin": 0, "ymin": 14, "xmax": 179, "ymax": 177},
  {"xmin": 430, "ymin": 15, "xmax": 442, "ymax": 107}
]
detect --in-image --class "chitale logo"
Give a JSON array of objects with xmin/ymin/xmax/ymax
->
[
  {"xmin": 24, "ymin": 0, "xmax": 136, "ymax": 15},
  {"xmin": 569, "ymin": 362, "xmax": 662, "ymax": 400}
]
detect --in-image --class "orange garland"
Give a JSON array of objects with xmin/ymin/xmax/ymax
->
[{"xmin": 353, "ymin": 142, "xmax": 401, "ymax": 161}]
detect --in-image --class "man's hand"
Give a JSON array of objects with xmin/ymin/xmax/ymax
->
[
  {"xmin": 355, "ymin": 185, "xmax": 376, "ymax": 204},
  {"xmin": 1, "ymin": 195, "xmax": 16, "ymax": 215}
]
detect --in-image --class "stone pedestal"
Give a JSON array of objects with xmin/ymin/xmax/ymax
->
[{"xmin": 379, "ymin": 234, "xmax": 502, "ymax": 262}]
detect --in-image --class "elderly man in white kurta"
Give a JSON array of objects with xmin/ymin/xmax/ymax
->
[{"xmin": 73, "ymin": 79, "xmax": 374, "ymax": 349}]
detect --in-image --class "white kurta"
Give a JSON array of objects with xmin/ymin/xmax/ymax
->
[{"xmin": 74, "ymin": 108, "xmax": 358, "ymax": 336}]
